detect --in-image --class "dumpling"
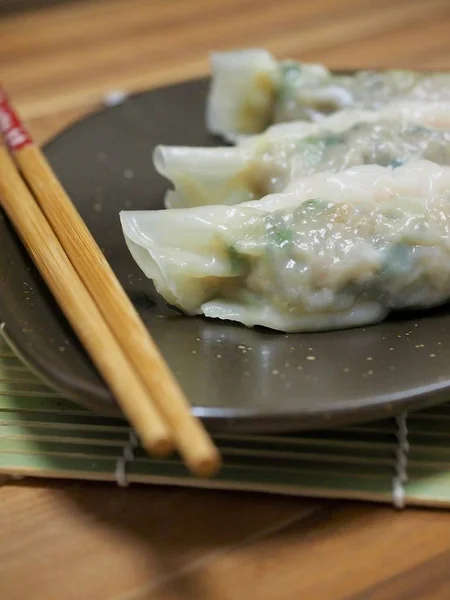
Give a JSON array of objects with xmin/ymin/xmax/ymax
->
[
  {"xmin": 207, "ymin": 49, "xmax": 450, "ymax": 138},
  {"xmin": 121, "ymin": 161, "xmax": 450, "ymax": 333},
  {"xmin": 155, "ymin": 114, "xmax": 450, "ymax": 209}
]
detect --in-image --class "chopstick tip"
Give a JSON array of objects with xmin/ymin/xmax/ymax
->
[
  {"xmin": 190, "ymin": 451, "xmax": 222, "ymax": 478},
  {"xmin": 141, "ymin": 433, "xmax": 174, "ymax": 458}
]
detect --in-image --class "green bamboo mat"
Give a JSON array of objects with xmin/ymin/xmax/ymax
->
[{"xmin": 2, "ymin": 336, "xmax": 450, "ymax": 509}]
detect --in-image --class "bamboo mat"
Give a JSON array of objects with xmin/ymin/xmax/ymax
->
[{"xmin": 1, "ymin": 334, "xmax": 450, "ymax": 509}]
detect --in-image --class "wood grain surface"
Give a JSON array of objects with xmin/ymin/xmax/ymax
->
[{"xmin": 2, "ymin": 0, "xmax": 450, "ymax": 598}]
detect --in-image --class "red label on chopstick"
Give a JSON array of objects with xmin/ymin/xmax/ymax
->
[{"xmin": 0, "ymin": 87, "xmax": 32, "ymax": 152}]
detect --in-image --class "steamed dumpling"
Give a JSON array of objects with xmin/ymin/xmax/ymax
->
[
  {"xmin": 121, "ymin": 161, "xmax": 450, "ymax": 332},
  {"xmin": 207, "ymin": 49, "xmax": 450, "ymax": 138},
  {"xmin": 155, "ymin": 117, "xmax": 450, "ymax": 209}
]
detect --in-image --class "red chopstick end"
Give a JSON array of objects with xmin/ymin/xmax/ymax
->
[{"xmin": 0, "ymin": 86, "xmax": 32, "ymax": 152}]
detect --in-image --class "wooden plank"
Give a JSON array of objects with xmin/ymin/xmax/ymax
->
[
  {"xmin": 0, "ymin": 481, "xmax": 322, "ymax": 600},
  {"xmin": 143, "ymin": 505, "xmax": 450, "ymax": 600}
]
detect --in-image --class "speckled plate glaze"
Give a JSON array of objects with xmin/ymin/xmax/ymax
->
[{"xmin": 1, "ymin": 79, "xmax": 450, "ymax": 432}]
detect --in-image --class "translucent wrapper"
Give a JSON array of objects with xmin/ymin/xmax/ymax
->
[
  {"xmin": 153, "ymin": 145, "xmax": 253, "ymax": 208},
  {"xmin": 121, "ymin": 161, "xmax": 450, "ymax": 333},
  {"xmin": 155, "ymin": 105, "xmax": 450, "ymax": 209},
  {"xmin": 206, "ymin": 49, "xmax": 280, "ymax": 139},
  {"xmin": 206, "ymin": 49, "xmax": 450, "ymax": 138}
]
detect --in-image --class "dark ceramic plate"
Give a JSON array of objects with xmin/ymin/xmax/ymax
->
[{"xmin": 1, "ymin": 79, "xmax": 450, "ymax": 433}]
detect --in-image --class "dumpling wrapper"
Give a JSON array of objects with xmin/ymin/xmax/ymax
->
[{"xmin": 121, "ymin": 161, "xmax": 450, "ymax": 332}]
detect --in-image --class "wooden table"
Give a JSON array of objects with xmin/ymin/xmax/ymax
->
[{"xmin": 2, "ymin": 1, "xmax": 450, "ymax": 598}]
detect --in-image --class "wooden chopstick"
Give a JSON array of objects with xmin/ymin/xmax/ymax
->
[
  {"xmin": 0, "ymin": 86, "xmax": 221, "ymax": 477},
  {"xmin": 0, "ymin": 145, "xmax": 173, "ymax": 457}
]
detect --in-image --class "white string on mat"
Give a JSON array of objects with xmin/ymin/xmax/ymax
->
[
  {"xmin": 115, "ymin": 430, "xmax": 139, "ymax": 488},
  {"xmin": 392, "ymin": 412, "xmax": 409, "ymax": 509}
]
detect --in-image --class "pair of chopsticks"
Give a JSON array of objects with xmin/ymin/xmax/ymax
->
[{"xmin": 0, "ymin": 86, "xmax": 221, "ymax": 477}]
